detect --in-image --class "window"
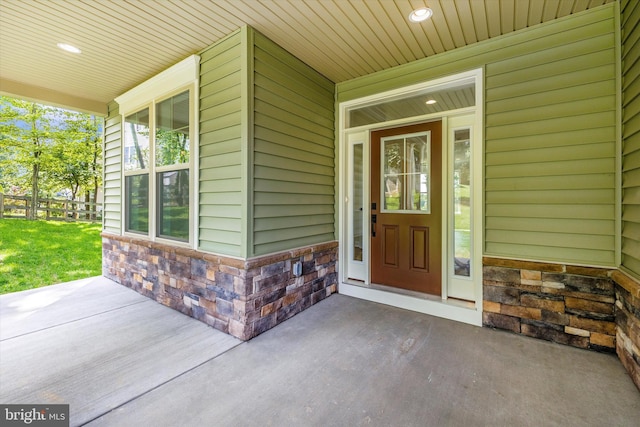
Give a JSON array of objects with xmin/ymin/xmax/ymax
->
[
  {"xmin": 122, "ymin": 90, "xmax": 192, "ymax": 243},
  {"xmin": 347, "ymin": 81, "xmax": 475, "ymax": 128},
  {"xmin": 381, "ymin": 132, "xmax": 430, "ymax": 213},
  {"xmin": 116, "ymin": 55, "xmax": 199, "ymax": 246},
  {"xmin": 125, "ymin": 174, "xmax": 149, "ymax": 234},
  {"xmin": 123, "ymin": 109, "xmax": 150, "ymax": 234},
  {"xmin": 352, "ymin": 143, "xmax": 364, "ymax": 262},
  {"xmin": 155, "ymin": 91, "xmax": 190, "ymax": 241},
  {"xmin": 158, "ymin": 169, "xmax": 189, "ymax": 240},
  {"xmin": 452, "ymin": 128, "xmax": 471, "ymax": 277}
]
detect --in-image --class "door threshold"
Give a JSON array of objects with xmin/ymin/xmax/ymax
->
[
  {"xmin": 370, "ymin": 282, "xmax": 442, "ymax": 302},
  {"xmin": 339, "ymin": 281, "xmax": 482, "ymax": 326}
]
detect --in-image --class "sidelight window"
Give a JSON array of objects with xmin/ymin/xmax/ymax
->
[{"xmin": 452, "ymin": 128, "xmax": 471, "ymax": 277}]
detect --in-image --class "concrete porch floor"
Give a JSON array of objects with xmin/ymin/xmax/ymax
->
[{"xmin": 1, "ymin": 277, "xmax": 638, "ymax": 426}]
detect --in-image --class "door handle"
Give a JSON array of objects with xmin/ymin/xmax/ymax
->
[{"xmin": 371, "ymin": 214, "xmax": 377, "ymax": 237}]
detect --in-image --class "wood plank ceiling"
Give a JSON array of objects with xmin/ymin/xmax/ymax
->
[{"xmin": 0, "ymin": 0, "xmax": 614, "ymax": 114}]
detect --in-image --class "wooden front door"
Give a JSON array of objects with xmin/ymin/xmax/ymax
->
[{"xmin": 370, "ymin": 122, "xmax": 442, "ymax": 295}]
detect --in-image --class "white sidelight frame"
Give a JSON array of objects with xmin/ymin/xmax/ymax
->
[{"xmin": 338, "ymin": 69, "xmax": 484, "ymax": 326}]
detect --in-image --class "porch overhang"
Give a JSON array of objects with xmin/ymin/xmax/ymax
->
[{"xmin": 0, "ymin": 78, "xmax": 107, "ymax": 116}]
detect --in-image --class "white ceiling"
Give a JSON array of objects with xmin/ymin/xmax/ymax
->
[{"xmin": 0, "ymin": 0, "xmax": 614, "ymax": 115}]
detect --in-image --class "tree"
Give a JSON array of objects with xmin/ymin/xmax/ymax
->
[
  {"xmin": 0, "ymin": 96, "xmax": 103, "ymax": 219},
  {"xmin": 0, "ymin": 97, "xmax": 56, "ymax": 219},
  {"xmin": 49, "ymin": 111, "xmax": 103, "ymax": 215},
  {"xmin": 156, "ymin": 128, "xmax": 189, "ymax": 166}
]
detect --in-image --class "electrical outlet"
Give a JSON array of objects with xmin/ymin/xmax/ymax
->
[{"xmin": 293, "ymin": 261, "xmax": 302, "ymax": 277}]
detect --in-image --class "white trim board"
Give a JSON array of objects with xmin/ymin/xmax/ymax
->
[{"xmin": 115, "ymin": 55, "xmax": 200, "ymax": 114}]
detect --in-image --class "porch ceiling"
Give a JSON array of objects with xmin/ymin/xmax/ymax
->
[{"xmin": 0, "ymin": 0, "xmax": 614, "ymax": 115}]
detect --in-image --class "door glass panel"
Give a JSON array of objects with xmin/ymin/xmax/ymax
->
[
  {"xmin": 453, "ymin": 128, "xmax": 471, "ymax": 277},
  {"xmin": 352, "ymin": 143, "xmax": 363, "ymax": 261},
  {"xmin": 407, "ymin": 136, "xmax": 429, "ymax": 211},
  {"xmin": 383, "ymin": 138, "xmax": 403, "ymax": 211},
  {"xmin": 382, "ymin": 133, "xmax": 429, "ymax": 212}
]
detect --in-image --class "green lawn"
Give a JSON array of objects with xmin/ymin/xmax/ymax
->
[{"xmin": 0, "ymin": 219, "xmax": 102, "ymax": 294}]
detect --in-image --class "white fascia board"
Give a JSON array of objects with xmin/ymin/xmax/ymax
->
[{"xmin": 115, "ymin": 54, "xmax": 200, "ymax": 114}]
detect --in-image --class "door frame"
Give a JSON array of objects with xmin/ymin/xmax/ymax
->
[{"xmin": 337, "ymin": 69, "xmax": 484, "ymax": 326}]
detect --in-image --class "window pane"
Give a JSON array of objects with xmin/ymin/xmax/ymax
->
[
  {"xmin": 453, "ymin": 128, "xmax": 471, "ymax": 277},
  {"xmin": 124, "ymin": 109, "xmax": 150, "ymax": 171},
  {"xmin": 383, "ymin": 139, "xmax": 403, "ymax": 211},
  {"xmin": 158, "ymin": 169, "xmax": 189, "ymax": 241},
  {"xmin": 125, "ymin": 174, "xmax": 149, "ymax": 234},
  {"xmin": 352, "ymin": 144, "xmax": 363, "ymax": 261},
  {"xmin": 347, "ymin": 81, "xmax": 475, "ymax": 128},
  {"xmin": 382, "ymin": 134, "xmax": 429, "ymax": 212},
  {"xmin": 406, "ymin": 136, "xmax": 429, "ymax": 211},
  {"xmin": 156, "ymin": 91, "xmax": 190, "ymax": 167}
]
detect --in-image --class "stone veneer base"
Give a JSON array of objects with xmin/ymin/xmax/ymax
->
[
  {"xmin": 483, "ymin": 257, "xmax": 617, "ymax": 352},
  {"xmin": 612, "ymin": 270, "xmax": 640, "ymax": 391},
  {"xmin": 102, "ymin": 234, "xmax": 338, "ymax": 341},
  {"xmin": 483, "ymin": 256, "xmax": 640, "ymax": 391}
]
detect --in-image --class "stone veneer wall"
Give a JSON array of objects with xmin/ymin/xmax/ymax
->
[
  {"xmin": 612, "ymin": 270, "xmax": 640, "ymax": 390},
  {"xmin": 102, "ymin": 234, "xmax": 338, "ymax": 341},
  {"xmin": 482, "ymin": 257, "xmax": 617, "ymax": 353}
]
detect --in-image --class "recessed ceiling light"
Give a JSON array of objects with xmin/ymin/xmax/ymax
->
[
  {"xmin": 409, "ymin": 7, "xmax": 433, "ymax": 23},
  {"xmin": 57, "ymin": 43, "xmax": 81, "ymax": 54},
  {"xmin": 426, "ymin": 99, "xmax": 437, "ymax": 105}
]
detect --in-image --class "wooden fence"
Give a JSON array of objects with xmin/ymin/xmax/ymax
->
[{"xmin": 0, "ymin": 194, "xmax": 102, "ymax": 222}]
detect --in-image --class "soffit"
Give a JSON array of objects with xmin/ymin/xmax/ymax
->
[{"xmin": 0, "ymin": 0, "xmax": 614, "ymax": 114}]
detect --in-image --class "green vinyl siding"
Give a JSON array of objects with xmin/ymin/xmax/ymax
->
[
  {"xmin": 622, "ymin": 0, "xmax": 640, "ymax": 277},
  {"xmin": 103, "ymin": 101, "xmax": 121, "ymax": 234},
  {"xmin": 197, "ymin": 26, "xmax": 335, "ymax": 258},
  {"xmin": 337, "ymin": 6, "xmax": 616, "ymax": 103},
  {"xmin": 336, "ymin": 4, "xmax": 618, "ymax": 266},
  {"xmin": 485, "ymin": 10, "xmax": 617, "ymax": 266},
  {"xmin": 251, "ymin": 30, "xmax": 335, "ymax": 256},
  {"xmin": 198, "ymin": 30, "xmax": 244, "ymax": 257},
  {"xmin": 464, "ymin": 6, "xmax": 617, "ymax": 266}
]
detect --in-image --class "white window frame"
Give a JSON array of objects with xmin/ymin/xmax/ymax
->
[{"xmin": 116, "ymin": 55, "xmax": 200, "ymax": 248}]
